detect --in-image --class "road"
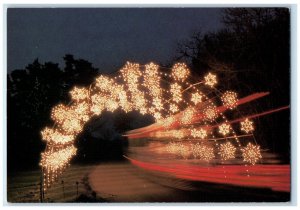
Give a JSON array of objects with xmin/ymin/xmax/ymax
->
[
  {"xmin": 88, "ymin": 162, "xmax": 197, "ymax": 202},
  {"xmin": 88, "ymin": 161, "xmax": 290, "ymax": 202}
]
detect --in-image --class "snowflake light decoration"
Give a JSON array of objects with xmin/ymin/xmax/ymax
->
[
  {"xmin": 221, "ymin": 91, "xmax": 238, "ymax": 109},
  {"xmin": 241, "ymin": 118, "xmax": 254, "ymax": 133},
  {"xmin": 241, "ymin": 143, "xmax": 262, "ymax": 165},
  {"xmin": 171, "ymin": 130, "xmax": 185, "ymax": 139},
  {"xmin": 161, "ymin": 116, "xmax": 175, "ymax": 128},
  {"xmin": 204, "ymin": 72, "xmax": 217, "ymax": 87},
  {"xmin": 169, "ymin": 103, "xmax": 179, "ymax": 113},
  {"xmin": 191, "ymin": 92, "xmax": 203, "ymax": 105},
  {"xmin": 170, "ymin": 83, "xmax": 182, "ymax": 103},
  {"xmin": 166, "ymin": 142, "xmax": 190, "ymax": 159},
  {"xmin": 190, "ymin": 128, "xmax": 207, "ymax": 139},
  {"xmin": 218, "ymin": 123, "xmax": 231, "ymax": 136},
  {"xmin": 219, "ymin": 142, "xmax": 236, "ymax": 160},
  {"xmin": 178, "ymin": 143, "xmax": 190, "ymax": 159},
  {"xmin": 166, "ymin": 142, "xmax": 178, "ymax": 154},
  {"xmin": 171, "ymin": 63, "xmax": 190, "ymax": 81},
  {"xmin": 191, "ymin": 143, "xmax": 215, "ymax": 162},
  {"xmin": 204, "ymin": 105, "xmax": 218, "ymax": 121},
  {"xmin": 69, "ymin": 86, "xmax": 89, "ymax": 101},
  {"xmin": 181, "ymin": 108, "xmax": 194, "ymax": 124}
]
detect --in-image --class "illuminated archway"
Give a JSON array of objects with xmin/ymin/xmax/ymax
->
[{"xmin": 39, "ymin": 61, "xmax": 286, "ymax": 191}]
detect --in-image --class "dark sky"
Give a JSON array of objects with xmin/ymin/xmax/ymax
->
[{"xmin": 7, "ymin": 8, "xmax": 223, "ymax": 73}]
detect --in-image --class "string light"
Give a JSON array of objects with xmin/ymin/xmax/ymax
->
[
  {"xmin": 191, "ymin": 92, "xmax": 203, "ymax": 105},
  {"xmin": 160, "ymin": 116, "xmax": 175, "ymax": 128},
  {"xmin": 166, "ymin": 142, "xmax": 190, "ymax": 159},
  {"xmin": 40, "ymin": 145, "xmax": 77, "ymax": 171},
  {"xmin": 218, "ymin": 123, "xmax": 231, "ymax": 136},
  {"xmin": 171, "ymin": 63, "xmax": 190, "ymax": 81},
  {"xmin": 178, "ymin": 143, "xmax": 190, "ymax": 159},
  {"xmin": 154, "ymin": 112, "xmax": 162, "ymax": 121},
  {"xmin": 181, "ymin": 107, "xmax": 195, "ymax": 124},
  {"xmin": 204, "ymin": 105, "xmax": 218, "ymax": 121},
  {"xmin": 50, "ymin": 104, "xmax": 69, "ymax": 124},
  {"xmin": 95, "ymin": 75, "xmax": 114, "ymax": 91},
  {"xmin": 241, "ymin": 143, "xmax": 262, "ymax": 165},
  {"xmin": 221, "ymin": 91, "xmax": 238, "ymax": 109},
  {"xmin": 41, "ymin": 127, "xmax": 74, "ymax": 144},
  {"xmin": 241, "ymin": 118, "xmax": 254, "ymax": 133},
  {"xmin": 219, "ymin": 142, "xmax": 236, "ymax": 160},
  {"xmin": 153, "ymin": 97, "xmax": 163, "ymax": 110},
  {"xmin": 204, "ymin": 72, "xmax": 217, "ymax": 87},
  {"xmin": 69, "ymin": 86, "xmax": 89, "ymax": 101},
  {"xmin": 171, "ymin": 130, "xmax": 185, "ymax": 139},
  {"xmin": 166, "ymin": 142, "xmax": 178, "ymax": 154},
  {"xmin": 90, "ymin": 94, "xmax": 106, "ymax": 115},
  {"xmin": 191, "ymin": 143, "xmax": 215, "ymax": 162},
  {"xmin": 170, "ymin": 83, "xmax": 182, "ymax": 103},
  {"xmin": 169, "ymin": 103, "xmax": 179, "ymax": 113},
  {"xmin": 190, "ymin": 128, "xmax": 207, "ymax": 139}
]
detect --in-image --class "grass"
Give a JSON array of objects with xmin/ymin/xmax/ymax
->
[{"xmin": 7, "ymin": 164, "xmax": 97, "ymax": 203}]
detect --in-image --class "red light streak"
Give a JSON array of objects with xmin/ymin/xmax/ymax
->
[
  {"xmin": 124, "ymin": 92, "xmax": 279, "ymax": 139},
  {"xmin": 124, "ymin": 156, "xmax": 290, "ymax": 192}
]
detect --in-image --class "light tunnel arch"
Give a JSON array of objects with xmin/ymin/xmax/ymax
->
[{"xmin": 40, "ymin": 61, "xmax": 264, "ymax": 190}]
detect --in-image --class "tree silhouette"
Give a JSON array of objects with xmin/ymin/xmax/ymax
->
[
  {"xmin": 175, "ymin": 8, "xmax": 290, "ymax": 160},
  {"xmin": 7, "ymin": 55, "xmax": 99, "ymax": 171}
]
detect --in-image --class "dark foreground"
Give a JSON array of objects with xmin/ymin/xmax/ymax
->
[
  {"xmin": 7, "ymin": 161, "xmax": 290, "ymax": 203},
  {"xmin": 88, "ymin": 162, "xmax": 290, "ymax": 203}
]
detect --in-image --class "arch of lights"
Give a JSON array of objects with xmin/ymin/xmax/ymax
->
[{"xmin": 40, "ymin": 62, "xmax": 287, "ymax": 191}]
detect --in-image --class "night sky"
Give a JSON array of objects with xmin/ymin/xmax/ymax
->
[{"xmin": 7, "ymin": 8, "xmax": 223, "ymax": 73}]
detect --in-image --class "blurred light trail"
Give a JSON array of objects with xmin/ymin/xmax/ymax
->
[
  {"xmin": 125, "ymin": 156, "xmax": 290, "ymax": 192},
  {"xmin": 125, "ymin": 105, "xmax": 289, "ymax": 140}
]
